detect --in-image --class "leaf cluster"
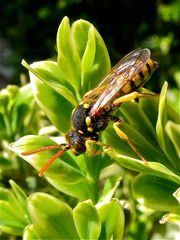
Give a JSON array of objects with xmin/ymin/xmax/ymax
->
[{"xmin": 1, "ymin": 17, "xmax": 180, "ymax": 239}]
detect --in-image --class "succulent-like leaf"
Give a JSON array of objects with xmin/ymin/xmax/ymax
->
[
  {"xmin": 57, "ymin": 17, "xmax": 81, "ymax": 93},
  {"xmin": 97, "ymin": 199, "xmax": 124, "ymax": 240},
  {"xmin": 9, "ymin": 180, "xmax": 29, "ymax": 218},
  {"xmin": 22, "ymin": 60, "xmax": 78, "ymax": 106},
  {"xmin": 165, "ymin": 121, "xmax": 180, "ymax": 161},
  {"xmin": 132, "ymin": 174, "xmax": 180, "ymax": 211},
  {"xmin": 30, "ymin": 74, "xmax": 73, "ymax": 133},
  {"xmin": 71, "ymin": 18, "xmax": 111, "ymax": 93},
  {"xmin": 160, "ymin": 213, "xmax": 180, "ymax": 225},
  {"xmin": 107, "ymin": 149, "xmax": 180, "ymax": 185},
  {"xmin": 23, "ymin": 224, "xmax": 39, "ymax": 240},
  {"xmin": 73, "ymin": 200, "xmax": 101, "ymax": 239},
  {"xmin": 0, "ymin": 188, "xmax": 28, "ymax": 235},
  {"xmin": 9, "ymin": 135, "xmax": 93, "ymax": 199},
  {"xmin": 10, "ymin": 84, "xmax": 35, "ymax": 134},
  {"xmin": 99, "ymin": 176, "xmax": 122, "ymax": 203},
  {"xmin": 27, "ymin": 193, "xmax": 80, "ymax": 239}
]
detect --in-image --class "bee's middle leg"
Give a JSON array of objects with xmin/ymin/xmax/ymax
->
[
  {"xmin": 86, "ymin": 140, "xmax": 111, "ymax": 157},
  {"xmin": 113, "ymin": 91, "xmax": 157, "ymax": 106}
]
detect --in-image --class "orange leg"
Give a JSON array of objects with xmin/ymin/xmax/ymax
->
[
  {"xmin": 38, "ymin": 149, "xmax": 65, "ymax": 176},
  {"xmin": 21, "ymin": 144, "xmax": 68, "ymax": 176}
]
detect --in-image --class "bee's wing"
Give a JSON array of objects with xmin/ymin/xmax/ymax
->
[{"xmin": 84, "ymin": 48, "xmax": 151, "ymax": 117}]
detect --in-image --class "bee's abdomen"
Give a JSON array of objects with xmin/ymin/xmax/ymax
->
[{"xmin": 121, "ymin": 58, "xmax": 158, "ymax": 94}]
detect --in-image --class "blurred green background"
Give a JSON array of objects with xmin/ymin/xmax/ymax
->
[{"xmin": 0, "ymin": 0, "xmax": 179, "ymax": 93}]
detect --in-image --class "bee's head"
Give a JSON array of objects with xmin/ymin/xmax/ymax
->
[{"xmin": 65, "ymin": 130, "xmax": 86, "ymax": 155}]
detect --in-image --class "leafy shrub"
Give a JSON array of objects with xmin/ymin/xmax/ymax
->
[{"xmin": 1, "ymin": 17, "xmax": 179, "ymax": 240}]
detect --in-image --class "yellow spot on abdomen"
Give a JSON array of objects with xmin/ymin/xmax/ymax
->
[
  {"xmin": 141, "ymin": 65, "xmax": 149, "ymax": 81},
  {"xmin": 146, "ymin": 58, "xmax": 154, "ymax": 70},
  {"xmin": 122, "ymin": 82, "xmax": 131, "ymax": 94},
  {"xmin": 132, "ymin": 74, "xmax": 141, "ymax": 86}
]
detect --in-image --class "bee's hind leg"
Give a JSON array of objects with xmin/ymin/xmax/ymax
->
[{"xmin": 113, "ymin": 119, "xmax": 147, "ymax": 163}]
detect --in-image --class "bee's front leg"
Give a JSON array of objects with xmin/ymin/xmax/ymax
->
[{"xmin": 86, "ymin": 140, "xmax": 111, "ymax": 157}]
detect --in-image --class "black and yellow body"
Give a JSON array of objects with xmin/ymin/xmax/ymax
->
[
  {"xmin": 119, "ymin": 58, "xmax": 157, "ymax": 95},
  {"xmin": 22, "ymin": 48, "xmax": 158, "ymax": 176},
  {"xmin": 66, "ymin": 48, "xmax": 158, "ymax": 155}
]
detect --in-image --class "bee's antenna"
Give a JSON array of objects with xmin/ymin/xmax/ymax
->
[
  {"xmin": 21, "ymin": 144, "xmax": 70, "ymax": 176},
  {"xmin": 21, "ymin": 145, "xmax": 66, "ymax": 156}
]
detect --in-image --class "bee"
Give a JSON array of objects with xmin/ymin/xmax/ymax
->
[{"xmin": 22, "ymin": 48, "xmax": 158, "ymax": 176}]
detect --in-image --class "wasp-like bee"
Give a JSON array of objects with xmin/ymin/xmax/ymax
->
[{"xmin": 22, "ymin": 48, "xmax": 158, "ymax": 176}]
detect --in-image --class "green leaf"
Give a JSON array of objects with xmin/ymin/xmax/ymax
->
[
  {"xmin": 27, "ymin": 192, "xmax": 80, "ymax": 239},
  {"xmin": 73, "ymin": 200, "xmax": 101, "ymax": 239},
  {"xmin": 97, "ymin": 199, "xmax": 124, "ymax": 240},
  {"xmin": 140, "ymin": 93, "xmax": 159, "ymax": 128},
  {"xmin": 99, "ymin": 176, "xmax": 122, "ymax": 203},
  {"xmin": 165, "ymin": 121, "xmax": 180, "ymax": 161},
  {"xmin": 104, "ymin": 124, "xmax": 170, "ymax": 167},
  {"xmin": 0, "ymin": 200, "xmax": 25, "ymax": 230},
  {"xmin": 173, "ymin": 187, "xmax": 180, "ymax": 203},
  {"xmin": 160, "ymin": 213, "xmax": 180, "ymax": 225},
  {"xmin": 22, "ymin": 60, "xmax": 78, "ymax": 106},
  {"xmin": 132, "ymin": 174, "xmax": 180, "ymax": 211},
  {"xmin": 103, "ymin": 95, "xmax": 170, "ymax": 167},
  {"xmin": 120, "ymin": 200, "xmax": 134, "ymax": 232},
  {"xmin": 57, "ymin": 17, "xmax": 81, "ymax": 93},
  {"xmin": 107, "ymin": 149, "xmax": 180, "ymax": 185},
  {"xmin": 156, "ymin": 82, "xmax": 179, "ymax": 170},
  {"xmin": 103, "ymin": 82, "xmax": 179, "ymax": 176},
  {"xmin": 120, "ymin": 96, "xmax": 158, "ymax": 142},
  {"xmin": 0, "ymin": 187, "xmax": 28, "ymax": 236},
  {"xmin": 9, "ymin": 180, "xmax": 29, "ymax": 220},
  {"xmin": 72, "ymin": 19, "xmax": 111, "ymax": 93},
  {"xmin": 21, "ymin": 17, "xmax": 111, "ymax": 134},
  {"xmin": 80, "ymin": 25, "xmax": 96, "ymax": 92},
  {"xmin": 9, "ymin": 135, "xmax": 92, "ymax": 199},
  {"xmin": 30, "ymin": 74, "xmax": 73, "ymax": 133},
  {"xmin": 10, "ymin": 84, "xmax": 35, "ymax": 134},
  {"xmin": 0, "ymin": 85, "xmax": 19, "ymax": 115},
  {"xmin": 0, "ymin": 188, "xmax": 27, "ymax": 221},
  {"xmin": 72, "ymin": 19, "xmax": 95, "ymax": 59},
  {"xmin": 23, "ymin": 224, "xmax": 39, "ymax": 240},
  {"xmin": 56, "ymin": 17, "xmax": 111, "ymax": 98},
  {"xmin": 0, "ymin": 224, "xmax": 23, "ymax": 236},
  {"xmin": 0, "ymin": 84, "xmax": 36, "ymax": 139}
]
